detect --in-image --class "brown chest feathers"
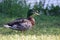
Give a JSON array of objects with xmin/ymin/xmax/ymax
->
[{"xmin": 28, "ymin": 17, "xmax": 35, "ymax": 25}]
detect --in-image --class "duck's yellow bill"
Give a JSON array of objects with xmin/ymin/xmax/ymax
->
[{"xmin": 35, "ymin": 12, "xmax": 40, "ymax": 15}]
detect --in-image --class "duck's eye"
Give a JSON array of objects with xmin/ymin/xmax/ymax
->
[{"xmin": 36, "ymin": 11, "xmax": 39, "ymax": 13}]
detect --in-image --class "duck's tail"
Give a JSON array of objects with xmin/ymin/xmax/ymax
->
[{"xmin": 4, "ymin": 24, "xmax": 11, "ymax": 28}]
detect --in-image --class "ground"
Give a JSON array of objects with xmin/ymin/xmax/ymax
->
[{"xmin": 0, "ymin": 15, "xmax": 60, "ymax": 40}]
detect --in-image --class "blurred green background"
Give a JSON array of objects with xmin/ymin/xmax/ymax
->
[{"xmin": 0, "ymin": 0, "xmax": 60, "ymax": 40}]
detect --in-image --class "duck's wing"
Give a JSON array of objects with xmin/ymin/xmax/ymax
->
[
  {"xmin": 4, "ymin": 18, "xmax": 32, "ymax": 31},
  {"xmin": 7, "ymin": 18, "xmax": 28, "ymax": 26}
]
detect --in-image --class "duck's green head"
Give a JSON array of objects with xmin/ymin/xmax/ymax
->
[{"xmin": 27, "ymin": 9, "xmax": 39, "ymax": 18}]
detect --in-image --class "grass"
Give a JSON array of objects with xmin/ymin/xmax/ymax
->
[{"xmin": 0, "ymin": 15, "xmax": 60, "ymax": 40}]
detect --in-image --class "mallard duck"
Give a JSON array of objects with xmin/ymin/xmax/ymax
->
[{"xmin": 4, "ymin": 9, "xmax": 39, "ymax": 31}]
